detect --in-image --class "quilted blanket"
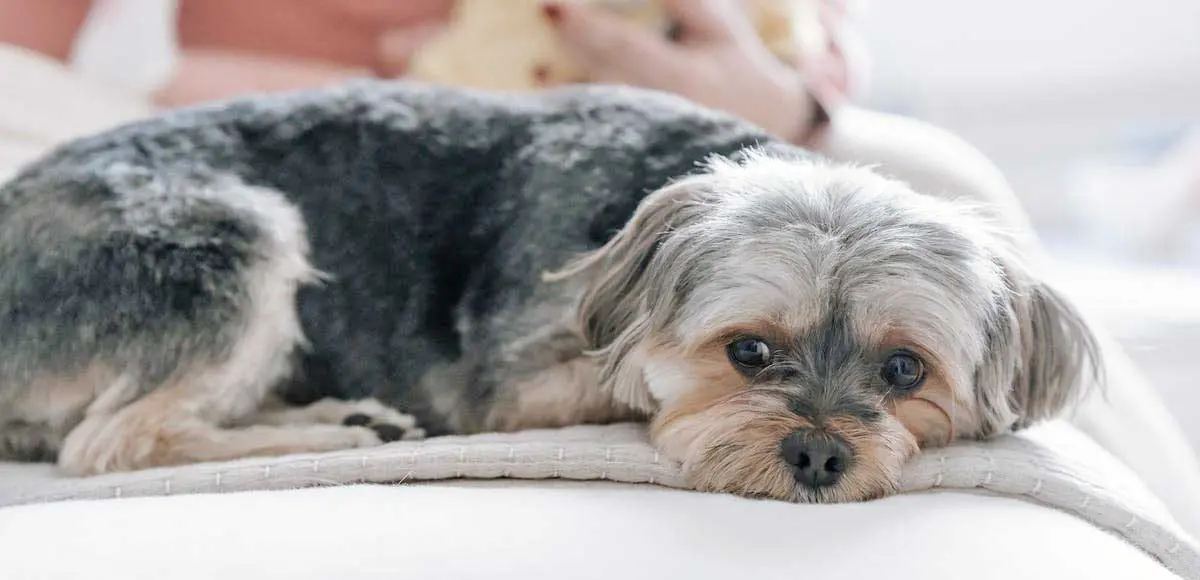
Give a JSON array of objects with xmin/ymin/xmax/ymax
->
[{"xmin": 1, "ymin": 421, "xmax": 1197, "ymax": 579}]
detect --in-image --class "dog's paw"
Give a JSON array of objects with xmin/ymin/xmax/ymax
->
[
  {"xmin": 338, "ymin": 399, "xmax": 425, "ymax": 443},
  {"xmin": 344, "ymin": 425, "xmax": 387, "ymax": 448}
]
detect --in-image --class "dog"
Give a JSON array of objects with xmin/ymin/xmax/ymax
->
[{"xmin": 0, "ymin": 81, "xmax": 1099, "ymax": 502}]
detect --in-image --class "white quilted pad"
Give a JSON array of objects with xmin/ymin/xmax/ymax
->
[{"xmin": 1, "ymin": 421, "xmax": 1197, "ymax": 578}]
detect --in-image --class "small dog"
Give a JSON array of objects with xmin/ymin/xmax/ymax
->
[{"xmin": 0, "ymin": 82, "xmax": 1099, "ymax": 502}]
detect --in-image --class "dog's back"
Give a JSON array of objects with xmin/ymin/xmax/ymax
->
[{"xmin": 0, "ymin": 81, "xmax": 781, "ymax": 469}]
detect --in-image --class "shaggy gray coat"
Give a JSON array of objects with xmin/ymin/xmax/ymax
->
[{"xmin": 0, "ymin": 81, "xmax": 792, "ymax": 458}]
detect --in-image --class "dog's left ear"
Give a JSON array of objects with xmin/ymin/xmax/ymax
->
[
  {"xmin": 973, "ymin": 253, "xmax": 1103, "ymax": 437},
  {"xmin": 547, "ymin": 176, "xmax": 714, "ymax": 411}
]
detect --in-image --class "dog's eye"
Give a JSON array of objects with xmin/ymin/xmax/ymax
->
[
  {"xmin": 881, "ymin": 351, "xmax": 926, "ymax": 391},
  {"xmin": 727, "ymin": 338, "xmax": 772, "ymax": 370}
]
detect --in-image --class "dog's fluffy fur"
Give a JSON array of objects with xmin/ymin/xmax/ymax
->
[{"xmin": 0, "ymin": 81, "xmax": 1099, "ymax": 502}]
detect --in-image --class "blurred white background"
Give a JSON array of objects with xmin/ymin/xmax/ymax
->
[
  {"xmin": 857, "ymin": 0, "xmax": 1198, "ymax": 244},
  {"xmin": 853, "ymin": 0, "xmax": 1200, "ymax": 449}
]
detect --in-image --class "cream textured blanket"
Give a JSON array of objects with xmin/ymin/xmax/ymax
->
[{"xmin": 0, "ymin": 421, "xmax": 1197, "ymax": 579}]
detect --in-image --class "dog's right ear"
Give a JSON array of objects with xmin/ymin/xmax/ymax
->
[
  {"xmin": 546, "ymin": 176, "xmax": 713, "ymax": 410},
  {"xmin": 971, "ymin": 244, "xmax": 1103, "ymax": 437}
]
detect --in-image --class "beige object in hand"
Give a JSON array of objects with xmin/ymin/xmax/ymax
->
[{"xmin": 406, "ymin": 0, "xmax": 821, "ymax": 92}]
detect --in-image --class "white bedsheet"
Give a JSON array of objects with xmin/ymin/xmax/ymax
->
[
  {"xmin": 1, "ymin": 421, "xmax": 1197, "ymax": 578},
  {"xmin": 0, "ymin": 482, "xmax": 1183, "ymax": 580}
]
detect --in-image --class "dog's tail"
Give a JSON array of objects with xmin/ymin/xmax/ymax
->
[{"xmin": 0, "ymin": 421, "xmax": 59, "ymax": 462}]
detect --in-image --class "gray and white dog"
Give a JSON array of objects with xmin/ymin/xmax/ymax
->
[{"xmin": 0, "ymin": 81, "xmax": 1099, "ymax": 502}]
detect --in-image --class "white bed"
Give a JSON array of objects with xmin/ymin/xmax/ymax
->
[
  {"xmin": 1, "ymin": 45, "xmax": 1198, "ymax": 580},
  {"xmin": 0, "ymin": 421, "xmax": 1196, "ymax": 579},
  {"xmin": 0, "ymin": 483, "xmax": 1183, "ymax": 580}
]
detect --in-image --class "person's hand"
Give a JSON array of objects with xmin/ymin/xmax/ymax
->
[{"xmin": 541, "ymin": 0, "xmax": 817, "ymax": 143}]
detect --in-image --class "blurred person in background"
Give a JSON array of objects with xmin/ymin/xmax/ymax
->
[
  {"xmin": 0, "ymin": 0, "xmax": 856, "ymax": 147},
  {"xmin": 0, "ymin": 0, "xmax": 872, "ymax": 150}
]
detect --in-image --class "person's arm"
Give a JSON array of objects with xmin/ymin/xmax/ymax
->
[
  {"xmin": 155, "ymin": 8, "xmax": 447, "ymax": 108},
  {"xmin": 0, "ymin": 0, "xmax": 94, "ymax": 61},
  {"xmin": 152, "ymin": 50, "xmax": 374, "ymax": 108}
]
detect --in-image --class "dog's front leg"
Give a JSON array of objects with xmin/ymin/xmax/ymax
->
[
  {"xmin": 58, "ymin": 388, "xmax": 388, "ymax": 476},
  {"xmin": 482, "ymin": 357, "xmax": 644, "ymax": 432}
]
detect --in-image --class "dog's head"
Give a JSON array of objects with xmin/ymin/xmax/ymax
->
[{"xmin": 555, "ymin": 151, "xmax": 1101, "ymax": 502}]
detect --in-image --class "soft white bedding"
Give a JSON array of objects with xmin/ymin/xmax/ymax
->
[
  {"xmin": 1, "ymin": 421, "xmax": 1197, "ymax": 578},
  {"xmin": 0, "ymin": 482, "xmax": 1184, "ymax": 580},
  {"xmin": 2, "ymin": 43, "xmax": 1200, "ymax": 580}
]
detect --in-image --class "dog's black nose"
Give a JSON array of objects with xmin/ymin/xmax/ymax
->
[{"xmin": 781, "ymin": 430, "xmax": 851, "ymax": 489}]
